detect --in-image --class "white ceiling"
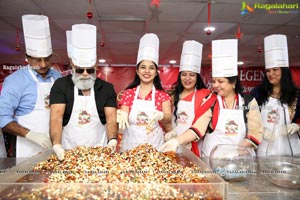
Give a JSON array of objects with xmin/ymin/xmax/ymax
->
[{"xmin": 0, "ymin": 0, "xmax": 300, "ymax": 67}]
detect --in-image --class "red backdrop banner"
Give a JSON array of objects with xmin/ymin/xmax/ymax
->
[{"xmin": 96, "ymin": 65, "xmax": 300, "ymax": 95}]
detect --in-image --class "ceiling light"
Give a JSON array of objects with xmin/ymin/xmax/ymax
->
[
  {"xmin": 169, "ymin": 60, "xmax": 176, "ymax": 64},
  {"xmin": 99, "ymin": 59, "xmax": 106, "ymax": 63},
  {"xmin": 204, "ymin": 26, "xmax": 215, "ymax": 32},
  {"xmin": 205, "ymin": 2, "xmax": 215, "ymax": 35},
  {"xmin": 238, "ymin": 61, "xmax": 244, "ymax": 65}
]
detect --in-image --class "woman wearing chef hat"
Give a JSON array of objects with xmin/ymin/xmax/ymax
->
[
  {"xmin": 0, "ymin": 14, "xmax": 61, "ymax": 158},
  {"xmin": 251, "ymin": 34, "xmax": 300, "ymax": 156},
  {"xmin": 118, "ymin": 33, "xmax": 172, "ymax": 151},
  {"xmin": 164, "ymin": 40, "xmax": 217, "ymax": 157},
  {"xmin": 50, "ymin": 24, "xmax": 118, "ymax": 161},
  {"xmin": 161, "ymin": 39, "xmax": 263, "ymax": 157}
]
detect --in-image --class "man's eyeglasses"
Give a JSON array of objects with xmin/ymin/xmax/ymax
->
[{"xmin": 75, "ymin": 68, "xmax": 95, "ymax": 74}]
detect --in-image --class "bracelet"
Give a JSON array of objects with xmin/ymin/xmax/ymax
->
[
  {"xmin": 107, "ymin": 138, "xmax": 117, "ymax": 144},
  {"xmin": 189, "ymin": 127, "xmax": 201, "ymax": 140},
  {"xmin": 245, "ymin": 138, "xmax": 258, "ymax": 149}
]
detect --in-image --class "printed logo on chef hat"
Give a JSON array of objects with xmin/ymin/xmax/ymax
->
[
  {"xmin": 136, "ymin": 33, "xmax": 159, "ymax": 66},
  {"xmin": 71, "ymin": 24, "xmax": 97, "ymax": 68},
  {"xmin": 22, "ymin": 14, "xmax": 52, "ymax": 58},
  {"xmin": 264, "ymin": 34, "xmax": 289, "ymax": 69},
  {"xmin": 66, "ymin": 30, "xmax": 73, "ymax": 59},
  {"xmin": 179, "ymin": 40, "xmax": 203, "ymax": 74},
  {"xmin": 212, "ymin": 39, "xmax": 238, "ymax": 78}
]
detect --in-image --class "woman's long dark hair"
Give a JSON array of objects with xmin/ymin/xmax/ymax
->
[
  {"xmin": 227, "ymin": 76, "xmax": 244, "ymax": 97},
  {"xmin": 172, "ymin": 72, "xmax": 206, "ymax": 122},
  {"xmin": 253, "ymin": 67, "xmax": 298, "ymax": 106},
  {"xmin": 125, "ymin": 61, "xmax": 164, "ymax": 90}
]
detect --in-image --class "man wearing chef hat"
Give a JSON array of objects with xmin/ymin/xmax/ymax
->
[
  {"xmin": 163, "ymin": 40, "xmax": 217, "ymax": 157},
  {"xmin": 0, "ymin": 14, "xmax": 61, "ymax": 158},
  {"xmin": 251, "ymin": 34, "xmax": 300, "ymax": 156},
  {"xmin": 117, "ymin": 33, "xmax": 172, "ymax": 151},
  {"xmin": 161, "ymin": 39, "xmax": 263, "ymax": 156},
  {"xmin": 50, "ymin": 24, "xmax": 118, "ymax": 160}
]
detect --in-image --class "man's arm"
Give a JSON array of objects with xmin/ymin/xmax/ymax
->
[
  {"xmin": 50, "ymin": 104, "xmax": 66, "ymax": 145},
  {"xmin": 0, "ymin": 73, "xmax": 31, "ymax": 137},
  {"xmin": 104, "ymin": 107, "xmax": 118, "ymax": 141},
  {"xmin": 2, "ymin": 122, "xmax": 29, "ymax": 137}
]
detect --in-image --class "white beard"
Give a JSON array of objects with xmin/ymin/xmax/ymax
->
[{"xmin": 72, "ymin": 70, "xmax": 96, "ymax": 90}]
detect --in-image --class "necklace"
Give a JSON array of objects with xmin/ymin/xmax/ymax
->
[
  {"xmin": 270, "ymin": 93, "xmax": 280, "ymax": 99},
  {"xmin": 222, "ymin": 95, "xmax": 238, "ymax": 109}
]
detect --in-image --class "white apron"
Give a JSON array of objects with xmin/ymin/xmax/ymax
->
[
  {"xmin": 202, "ymin": 94, "xmax": 246, "ymax": 157},
  {"xmin": 0, "ymin": 129, "xmax": 7, "ymax": 158},
  {"xmin": 16, "ymin": 70, "xmax": 54, "ymax": 157},
  {"xmin": 121, "ymin": 86, "xmax": 164, "ymax": 151},
  {"xmin": 62, "ymin": 86, "xmax": 106, "ymax": 149},
  {"xmin": 173, "ymin": 90, "xmax": 196, "ymax": 136},
  {"xmin": 257, "ymin": 97, "xmax": 300, "ymax": 156},
  {"xmin": 172, "ymin": 90, "xmax": 195, "ymax": 149}
]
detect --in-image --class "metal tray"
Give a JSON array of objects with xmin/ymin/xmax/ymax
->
[{"xmin": 0, "ymin": 146, "xmax": 227, "ymax": 199}]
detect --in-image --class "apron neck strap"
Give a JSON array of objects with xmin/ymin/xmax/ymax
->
[
  {"xmin": 28, "ymin": 69, "xmax": 39, "ymax": 83},
  {"xmin": 28, "ymin": 68, "xmax": 54, "ymax": 83},
  {"xmin": 191, "ymin": 88, "xmax": 197, "ymax": 103},
  {"xmin": 221, "ymin": 94, "xmax": 239, "ymax": 109}
]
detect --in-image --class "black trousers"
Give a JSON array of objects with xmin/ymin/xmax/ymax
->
[{"xmin": 3, "ymin": 132, "xmax": 16, "ymax": 157}]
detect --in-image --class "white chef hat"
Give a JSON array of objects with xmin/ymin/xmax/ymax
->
[
  {"xmin": 71, "ymin": 24, "xmax": 97, "ymax": 68},
  {"xmin": 212, "ymin": 39, "xmax": 238, "ymax": 77},
  {"xmin": 179, "ymin": 40, "xmax": 203, "ymax": 74},
  {"xmin": 22, "ymin": 14, "xmax": 52, "ymax": 58},
  {"xmin": 136, "ymin": 33, "xmax": 159, "ymax": 66},
  {"xmin": 66, "ymin": 30, "xmax": 73, "ymax": 59},
  {"xmin": 264, "ymin": 34, "xmax": 289, "ymax": 69}
]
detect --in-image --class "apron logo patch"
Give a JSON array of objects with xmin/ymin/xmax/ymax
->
[
  {"xmin": 225, "ymin": 120, "xmax": 238, "ymax": 135},
  {"xmin": 177, "ymin": 111, "xmax": 188, "ymax": 125},
  {"xmin": 78, "ymin": 110, "xmax": 91, "ymax": 125},
  {"xmin": 44, "ymin": 94, "xmax": 50, "ymax": 109},
  {"xmin": 267, "ymin": 109, "xmax": 277, "ymax": 123},
  {"xmin": 136, "ymin": 111, "xmax": 149, "ymax": 126}
]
